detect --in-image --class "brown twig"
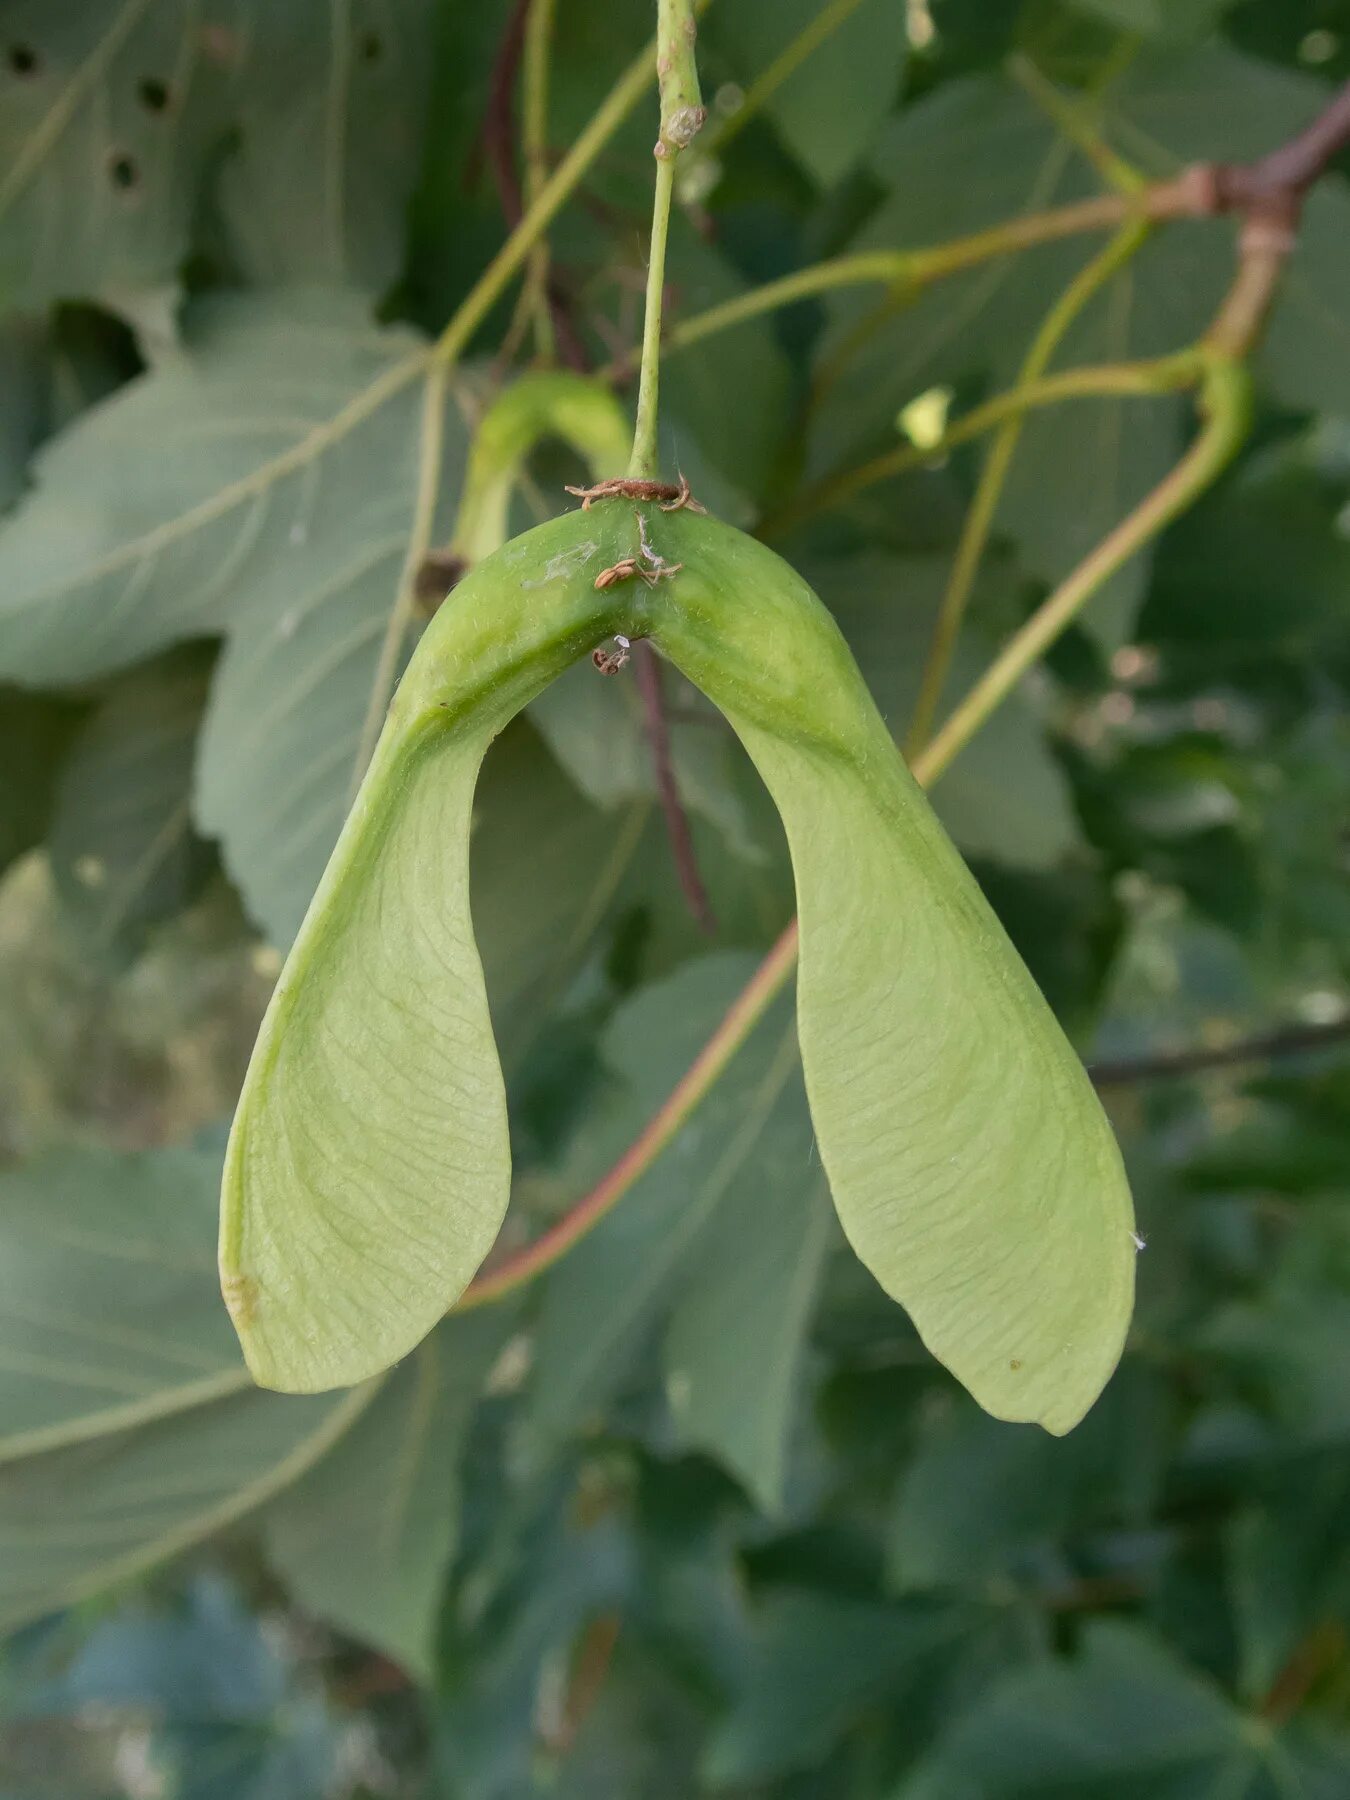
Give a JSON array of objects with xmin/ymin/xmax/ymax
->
[
  {"xmin": 632, "ymin": 642, "xmax": 716, "ymax": 934},
  {"xmin": 471, "ymin": 0, "xmax": 531, "ymax": 225},
  {"xmin": 1088, "ymin": 1016, "xmax": 1350, "ymax": 1088}
]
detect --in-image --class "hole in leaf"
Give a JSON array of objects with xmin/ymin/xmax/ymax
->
[
  {"xmin": 138, "ymin": 75, "xmax": 171, "ymax": 112},
  {"xmin": 359, "ymin": 31, "xmax": 382, "ymax": 64},
  {"xmin": 107, "ymin": 151, "xmax": 140, "ymax": 192},
  {"xmin": 7, "ymin": 43, "xmax": 39, "ymax": 76}
]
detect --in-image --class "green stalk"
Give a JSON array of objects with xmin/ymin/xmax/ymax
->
[
  {"xmin": 629, "ymin": 0, "xmax": 706, "ymax": 478},
  {"xmin": 522, "ymin": 0, "xmax": 560, "ymax": 360},
  {"xmin": 628, "ymin": 151, "xmax": 679, "ymax": 479},
  {"xmin": 758, "ymin": 348, "xmax": 1204, "ymax": 537},
  {"xmin": 906, "ymin": 218, "xmax": 1151, "ymax": 757}
]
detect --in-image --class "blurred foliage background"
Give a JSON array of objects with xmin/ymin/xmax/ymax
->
[{"xmin": 2, "ymin": 0, "xmax": 1350, "ymax": 1794}]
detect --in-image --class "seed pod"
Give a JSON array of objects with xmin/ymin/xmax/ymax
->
[{"xmin": 221, "ymin": 501, "xmax": 1134, "ymax": 1432}]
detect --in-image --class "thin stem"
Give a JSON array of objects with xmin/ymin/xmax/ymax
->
[
  {"xmin": 906, "ymin": 218, "xmax": 1151, "ymax": 757},
  {"xmin": 522, "ymin": 0, "xmax": 559, "ymax": 359},
  {"xmin": 432, "ymin": 11, "xmax": 707, "ymax": 374},
  {"xmin": 1088, "ymin": 1015, "xmax": 1350, "ymax": 1087},
  {"xmin": 918, "ymin": 359, "xmax": 1250, "ymax": 783},
  {"xmin": 351, "ymin": 360, "xmax": 449, "ymax": 790},
  {"xmin": 458, "ymin": 360, "xmax": 1251, "ymax": 1310},
  {"xmin": 351, "ymin": 15, "xmax": 697, "ymax": 765},
  {"xmin": 633, "ymin": 642, "xmax": 716, "ymax": 932},
  {"xmin": 628, "ymin": 149, "xmax": 678, "ymax": 479},
  {"xmin": 458, "ymin": 934, "xmax": 798, "ymax": 1308},
  {"xmin": 699, "ymin": 0, "xmax": 868, "ymax": 159},
  {"xmin": 1008, "ymin": 50, "xmax": 1146, "ymax": 196},
  {"xmin": 610, "ymin": 187, "xmax": 1191, "ymax": 379},
  {"xmin": 759, "ymin": 350, "xmax": 1203, "ymax": 537}
]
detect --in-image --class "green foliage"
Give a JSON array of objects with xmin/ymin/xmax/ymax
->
[{"xmin": 3, "ymin": 1, "xmax": 1350, "ymax": 1796}]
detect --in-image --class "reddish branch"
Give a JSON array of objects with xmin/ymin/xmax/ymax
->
[
  {"xmin": 632, "ymin": 642, "xmax": 716, "ymax": 933},
  {"xmin": 471, "ymin": 0, "xmax": 590, "ymax": 371}
]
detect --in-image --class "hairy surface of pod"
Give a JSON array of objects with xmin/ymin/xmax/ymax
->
[{"xmin": 220, "ymin": 502, "xmax": 1135, "ymax": 1432}]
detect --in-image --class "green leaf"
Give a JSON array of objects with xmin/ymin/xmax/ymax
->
[
  {"xmin": 0, "ymin": 288, "xmax": 430, "ymax": 684},
  {"xmin": 0, "ymin": 683, "xmax": 81, "ymax": 879},
  {"xmin": 524, "ymin": 950, "xmax": 829, "ymax": 1507},
  {"xmin": 888, "ymin": 1367, "xmax": 1171, "ymax": 1592},
  {"xmin": 0, "ymin": 287, "xmax": 470, "ymax": 950},
  {"xmin": 0, "ymin": 2, "xmax": 436, "ymax": 313},
  {"xmin": 0, "ymin": 1142, "xmax": 373, "ymax": 1632},
  {"xmin": 704, "ymin": 1592, "xmax": 1008, "ymax": 1786},
  {"xmin": 663, "ymin": 1153, "xmax": 831, "ymax": 1515},
  {"xmin": 1066, "ymin": 0, "xmax": 1239, "ymax": 40},
  {"xmin": 895, "ymin": 1622, "xmax": 1350, "ymax": 1799},
  {"xmin": 522, "ymin": 952, "xmax": 795, "ymax": 1458},
  {"xmin": 263, "ymin": 1311, "xmax": 510, "ymax": 1680},
  {"xmin": 653, "ymin": 509, "xmax": 1136, "ymax": 1434},
  {"xmin": 661, "ymin": 218, "xmax": 794, "ymax": 513},
  {"xmin": 529, "ymin": 661, "xmax": 758, "ymax": 857},
  {"xmin": 214, "ymin": 2, "xmax": 437, "ymax": 291},
  {"xmin": 706, "ymin": 0, "xmax": 906, "ymax": 187},
  {"xmin": 48, "ymin": 645, "xmax": 212, "ymax": 955}
]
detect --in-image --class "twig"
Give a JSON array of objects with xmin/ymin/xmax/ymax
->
[
  {"xmin": 632, "ymin": 643, "xmax": 716, "ymax": 934},
  {"xmin": 598, "ymin": 74, "xmax": 1350, "ymax": 385},
  {"xmin": 918, "ymin": 358, "xmax": 1249, "ymax": 779},
  {"xmin": 522, "ymin": 0, "xmax": 559, "ymax": 360},
  {"xmin": 474, "ymin": 0, "xmax": 532, "ymax": 227},
  {"xmin": 906, "ymin": 218, "xmax": 1152, "ymax": 757},
  {"xmin": 758, "ymin": 350, "xmax": 1203, "ymax": 537},
  {"xmin": 1088, "ymin": 1016, "xmax": 1350, "ymax": 1088}
]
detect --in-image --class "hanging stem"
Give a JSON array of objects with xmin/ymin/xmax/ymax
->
[
  {"xmin": 906, "ymin": 217, "xmax": 1151, "ymax": 757},
  {"xmin": 758, "ymin": 349, "xmax": 1204, "ymax": 538},
  {"xmin": 627, "ymin": 0, "xmax": 706, "ymax": 479},
  {"xmin": 628, "ymin": 150, "xmax": 678, "ymax": 479},
  {"xmin": 522, "ymin": 0, "xmax": 559, "ymax": 359}
]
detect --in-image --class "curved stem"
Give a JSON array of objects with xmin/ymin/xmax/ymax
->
[
  {"xmin": 920, "ymin": 356, "xmax": 1249, "ymax": 779},
  {"xmin": 458, "ymin": 359, "xmax": 1250, "ymax": 1311},
  {"xmin": 758, "ymin": 349, "xmax": 1203, "ymax": 538},
  {"xmin": 607, "ymin": 186, "xmax": 1193, "ymax": 380},
  {"xmin": 432, "ymin": 11, "xmax": 708, "ymax": 374},
  {"xmin": 906, "ymin": 217, "xmax": 1151, "ymax": 757}
]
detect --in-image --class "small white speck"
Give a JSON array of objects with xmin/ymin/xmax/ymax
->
[
  {"xmin": 277, "ymin": 610, "xmax": 299, "ymax": 641},
  {"xmin": 1130, "ymin": 1230, "xmax": 1147, "ymax": 1252}
]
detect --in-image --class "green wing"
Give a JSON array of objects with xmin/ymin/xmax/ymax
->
[
  {"xmin": 220, "ymin": 511, "xmax": 630, "ymax": 1391},
  {"xmin": 652, "ymin": 510, "xmax": 1135, "ymax": 1434}
]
